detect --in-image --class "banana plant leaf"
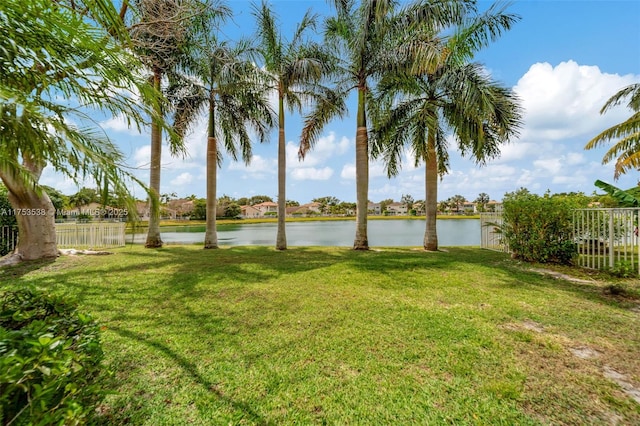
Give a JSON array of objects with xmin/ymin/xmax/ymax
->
[{"xmin": 594, "ymin": 180, "xmax": 640, "ymax": 207}]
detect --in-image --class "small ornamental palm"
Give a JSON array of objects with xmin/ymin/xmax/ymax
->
[
  {"xmin": 167, "ymin": 39, "xmax": 275, "ymax": 249},
  {"xmin": 585, "ymin": 83, "xmax": 640, "ymax": 179}
]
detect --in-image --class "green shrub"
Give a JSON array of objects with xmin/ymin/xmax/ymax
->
[
  {"xmin": 0, "ymin": 288, "xmax": 104, "ymax": 425},
  {"xmin": 607, "ymin": 260, "xmax": 638, "ymax": 279},
  {"xmin": 501, "ymin": 189, "xmax": 578, "ymax": 265}
]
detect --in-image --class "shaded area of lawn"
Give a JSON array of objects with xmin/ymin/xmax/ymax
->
[{"xmin": 2, "ymin": 246, "xmax": 639, "ymax": 425}]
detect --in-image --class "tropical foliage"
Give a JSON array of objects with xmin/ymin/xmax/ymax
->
[
  {"xmin": 0, "ymin": 0, "xmax": 157, "ymax": 261},
  {"xmin": 168, "ymin": 37, "xmax": 274, "ymax": 248},
  {"xmin": 253, "ymin": 0, "xmax": 335, "ymax": 250},
  {"xmin": 585, "ymin": 83, "xmax": 640, "ymax": 179},
  {"xmin": 371, "ymin": 2, "xmax": 522, "ymax": 251},
  {"xmin": 500, "ymin": 190, "xmax": 578, "ymax": 265},
  {"xmin": 0, "ymin": 288, "xmax": 104, "ymax": 425}
]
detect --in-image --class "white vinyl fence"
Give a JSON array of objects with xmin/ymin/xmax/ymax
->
[
  {"xmin": 481, "ymin": 208, "xmax": 640, "ymax": 273},
  {"xmin": 480, "ymin": 212, "xmax": 508, "ymax": 252},
  {"xmin": 1, "ymin": 222, "xmax": 126, "ymax": 253},
  {"xmin": 573, "ymin": 208, "xmax": 640, "ymax": 273},
  {"xmin": 55, "ymin": 222, "xmax": 126, "ymax": 249}
]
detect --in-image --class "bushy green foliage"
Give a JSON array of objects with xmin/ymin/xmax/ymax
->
[
  {"xmin": 0, "ymin": 288, "xmax": 104, "ymax": 425},
  {"xmin": 607, "ymin": 260, "xmax": 638, "ymax": 278},
  {"xmin": 501, "ymin": 189, "xmax": 582, "ymax": 264}
]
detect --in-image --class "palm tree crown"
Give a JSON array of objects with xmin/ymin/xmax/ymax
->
[
  {"xmin": 253, "ymin": 0, "xmax": 335, "ymax": 250},
  {"xmin": 371, "ymin": 1, "xmax": 522, "ymax": 251},
  {"xmin": 585, "ymin": 83, "xmax": 640, "ymax": 179}
]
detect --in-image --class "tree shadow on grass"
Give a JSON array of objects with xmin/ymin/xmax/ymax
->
[
  {"xmin": 93, "ymin": 324, "xmax": 267, "ymax": 425},
  {"xmin": 0, "ymin": 257, "xmax": 57, "ymax": 282}
]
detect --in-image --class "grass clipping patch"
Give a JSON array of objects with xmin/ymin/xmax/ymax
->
[{"xmin": 5, "ymin": 245, "xmax": 640, "ymax": 425}]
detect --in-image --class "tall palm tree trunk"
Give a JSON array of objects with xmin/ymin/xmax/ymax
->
[
  {"xmin": 276, "ymin": 95, "xmax": 287, "ymax": 250},
  {"xmin": 204, "ymin": 99, "xmax": 218, "ymax": 249},
  {"xmin": 423, "ymin": 133, "xmax": 438, "ymax": 251},
  {"xmin": 0, "ymin": 158, "xmax": 57, "ymax": 261},
  {"xmin": 354, "ymin": 87, "xmax": 369, "ymax": 250},
  {"xmin": 145, "ymin": 68, "xmax": 163, "ymax": 248}
]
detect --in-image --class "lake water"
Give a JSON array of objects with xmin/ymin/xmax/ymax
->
[{"xmin": 129, "ymin": 219, "xmax": 480, "ymax": 247}]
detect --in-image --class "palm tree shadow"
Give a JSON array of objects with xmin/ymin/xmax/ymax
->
[{"xmin": 100, "ymin": 325, "xmax": 266, "ymax": 425}]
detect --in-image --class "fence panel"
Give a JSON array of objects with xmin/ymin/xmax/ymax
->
[
  {"xmin": 573, "ymin": 208, "xmax": 639, "ymax": 273},
  {"xmin": 1, "ymin": 222, "xmax": 126, "ymax": 254},
  {"xmin": 55, "ymin": 222, "xmax": 126, "ymax": 249},
  {"xmin": 480, "ymin": 212, "xmax": 508, "ymax": 252},
  {"xmin": 0, "ymin": 225, "xmax": 19, "ymax": 255}
]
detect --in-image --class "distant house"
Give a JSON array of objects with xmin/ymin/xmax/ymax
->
[
  {"xmin": 386, "ymin": 202, "xmax": 408, "ymax": 216},
  {"xmin": 413, "ymin": 201, "xmax": 425, "ymax": 215},
  {"xmin": 241, "ymin": 205, "xmax": 261, "ymax": 218},
  {"xmin": 486, "ymin": 200, "xmax": 503, "ymax": 212},
  {"xmin": 368, "ymin": 202, "xmax": 382, "ymax": 215},
  {"xmin": 136, "ymin": 201, "xmax": 151, "ymax": 220},
  {"xmin": 461, "ymin": 201, "xmax": 476, "ymax": 214},
  {"xmin": 253, "ymin": 201, "xmax": 278, "ymax": 216},
  {"xmin": 166, "ymin": 199, "xmax": 195, "ymax": 219}
]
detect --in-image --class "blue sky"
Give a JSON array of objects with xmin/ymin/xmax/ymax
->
[{"xmin": 43, "ymin": 0, "xmax": 640, "ymax": 204}]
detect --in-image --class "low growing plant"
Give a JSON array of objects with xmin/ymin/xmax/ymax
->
[{"xmin": 0, "ymin": 288, "xmax": 104, "ymax": 425}]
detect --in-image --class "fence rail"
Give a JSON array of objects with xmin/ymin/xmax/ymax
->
[{"xmin": 0, "ymin": 222, "xmax": 126, "ymax": 253}]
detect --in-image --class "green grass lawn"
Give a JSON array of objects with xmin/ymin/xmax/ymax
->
[{"xmin": 2, "ymin": 246, "xmax": 639, "ymax": 425}]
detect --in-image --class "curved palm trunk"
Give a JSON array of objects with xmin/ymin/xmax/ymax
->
[
  {"xmin": 423, "ymin": 132, "xmax": 438, "ymax": 251},
  {"xmin": 145, "ymin": 67, "xmax": 163, "ymax": 248},
  {"xmin": 0, "ymin": 158, "xmax": 58, "ymax": 261},
  {"xmin": 354, "ymin": 87, "xmax": 369, "ymax": 250},
  {"xmin": 276, "ymin": 95, "xmax": 287, "ymax": 250}
]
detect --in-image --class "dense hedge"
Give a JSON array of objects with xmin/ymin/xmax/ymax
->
[
  {"xmin": 0, "ymin": 288, "xmax": 104, "ymax": 425},
  {"xmin": 501, "ymin": 190, "xmax": 582, "ymax": 265}
]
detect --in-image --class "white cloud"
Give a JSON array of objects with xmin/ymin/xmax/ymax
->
[
  {"xmin": 133, "ymin": 145, "xmax": 151, "ymax": 168},
  {"xmin": 514, "ymin": 60, "xmax": 637, "ymax": 141},
  {"xmin": 291, "ymin": 167, "xmax": 334, "ymax": 180},
  {"xmin": 228, "ymin": 155, "xmax": 276, "ymax": 174},
  {"xmin": 171, "ymin": 172, "xmax": 194, "ymax": 186},
  {"xmin": 340, "ymin": 163, "xmax": 355, "ymax": 179},
  {"xmin": 339, "ymin": 159, "xmax": 390, "ymax": 180},
  {"xmin": 288, "ymin": 132, "xmax": 351, "ymax": 167},
  {"xmin": 101, "ymin": 114, "xmax": 144, "ymax": 136}
]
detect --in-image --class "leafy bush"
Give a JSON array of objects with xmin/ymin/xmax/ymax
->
[
  {"xmin": 0, "ymin": 288, "xmax": 104, "ymax": 425},
  {"xmin": 501, "ymin": 189, "xmax": 579, "ymax": 264},
  {"xmin": 607, "ymin": 260, "xmax": 638, "ymax": 279}
]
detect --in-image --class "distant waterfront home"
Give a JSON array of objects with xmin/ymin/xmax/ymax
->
[
  {"xmin": 241, "ymin": 205, "xmax": 262, "ymax": 218},
  {"xmin": 253, "ymin": 201, "xmax": 278, "ymax": 215},
  {"xmin": 368, "ymin": 202, "xmax": 382, "ymax": 215},
  {"xmin": 386, "ymin": 202, "xmax": 408, "ymax": 216}
]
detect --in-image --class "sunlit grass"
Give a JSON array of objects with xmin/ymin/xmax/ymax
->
[{"xmin": 1, "ymin": 246, "xmax": 638, "ymax": 425}]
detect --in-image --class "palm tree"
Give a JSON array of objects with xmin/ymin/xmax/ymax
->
[
  {"xmin": 252, "ymin": 1, "xmax": 335, "ymax": 250},
  {"xmin": 129, "ymin": 0, "xmax": 227, "ymax": 248},
  {"xmin": 372, "ymin": 2, "xmax": 522, "ymax": 251},
  {"xmin": 0, "ymin": 0, "xmax": 159, "ymax": 262},
  {"xmin": 585, "ymin": 83, "xmax": 640, "ymax": 179},
  {"xmin": 169, "ymin": 39, "xmax": 274, "ymax": 249},
  {"xmin": 474, "ymin": 192, "xmax": 490, "ymax": 212},
  {"xmin": 299, "ymin": 0, "xmax": 466, "ymax": 250}
]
